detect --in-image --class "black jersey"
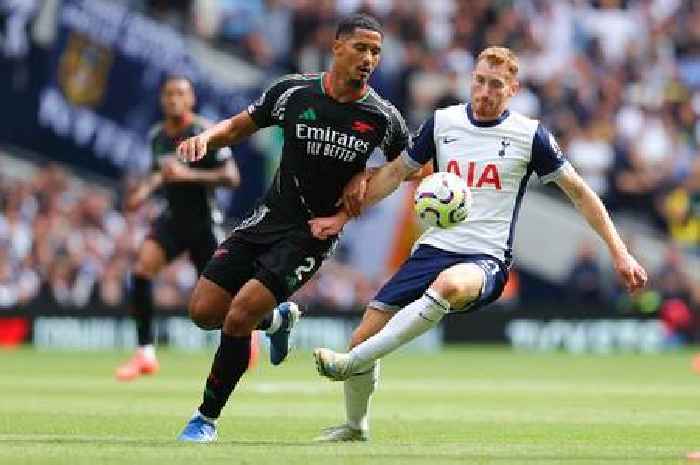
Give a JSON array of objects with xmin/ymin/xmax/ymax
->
[
  {"xmin": 148, "ymin": 116, "xmax": 231, "ymax": 222},
  {"xmin": 247, "ymin": 73, "xmax": 410, "ymax": 222}
]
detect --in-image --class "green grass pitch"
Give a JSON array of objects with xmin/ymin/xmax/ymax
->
[{"xmin": 1, "ymin": 346, "xmax": 698, "ymax": 465}]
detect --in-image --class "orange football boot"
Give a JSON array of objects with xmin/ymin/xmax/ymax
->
[{"xmin": 115, "ymin": 349, "xmax": 160, "ymax": 381}]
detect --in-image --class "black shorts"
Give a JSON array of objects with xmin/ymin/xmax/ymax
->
[
  {"xmin": 147, "ymin": 213, "xmax": 221, "ymax": 275},
  {"xmin": 202, "ymin": 206, "xmax": 337, "ymax": 304}
]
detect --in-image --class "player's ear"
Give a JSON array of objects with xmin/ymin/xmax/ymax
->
[
  {"xmin": 332, "ymin": 37, "xmax": 345, "ymax": 56},
  {"xmin": 509, "ymin": 79, "xmax": 519, "ymax": 97}
]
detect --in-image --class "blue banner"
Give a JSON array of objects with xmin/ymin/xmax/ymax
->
[{"xmin": 5, "ymin": 0, "xmax": 258, "ymax": 178}]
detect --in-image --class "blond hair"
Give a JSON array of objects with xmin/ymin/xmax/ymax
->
[{"xmin": 476, "ymin": 46, "xmax": 519, "ymax": 80}]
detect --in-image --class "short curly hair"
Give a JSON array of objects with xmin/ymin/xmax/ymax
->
[
  {"xmin": 477, "ymin": 46, "xmax": 519, "ymax": 80},
  {"xmin": 335, "ymin": 14, "xmax": 383, "ymax": 39}
]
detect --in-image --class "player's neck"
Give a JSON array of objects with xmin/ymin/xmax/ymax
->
[
  {"xmin": 323, "ymin": 71, "xmax": 368, "ymax": 103},
  {"xmin": 164, "ymin": 112, "xmax": 194, "ymax": 136}
]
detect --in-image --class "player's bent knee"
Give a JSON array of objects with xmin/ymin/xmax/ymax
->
[{"xmin": 432, "ymin": 266, "xmax": 483, "ymax": 309}]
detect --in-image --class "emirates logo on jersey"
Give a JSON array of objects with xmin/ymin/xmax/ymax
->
[{"xmin": 352, "ymin": 120, "xmax": 375, "ymax": 133}]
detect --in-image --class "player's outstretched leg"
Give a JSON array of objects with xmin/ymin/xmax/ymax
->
[
  {"xmin": 315, "ymin": 288, "xmax": 450, "ymax": 381},
  {"xmin": 265, "ymin": 301, "xmax": 302, "ymax": 365}
]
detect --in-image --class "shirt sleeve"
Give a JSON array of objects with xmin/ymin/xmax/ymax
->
[
  {"xmin": 381, "ymin": 105, "xmax": 411, "ymax": 161},
  {"xmin": 531, "ymin": 123, "xmax": 568, "ymax": 184},
  {"xmin": 246, "ymin": 75, "xmax": 299, "ymax": 129},
  {"xmin": 404, "ymin": 115, "xmax": 436, "ymax": 169}
]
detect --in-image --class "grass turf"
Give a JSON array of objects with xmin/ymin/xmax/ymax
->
[{"xmin": 0, "ymin": 346, "xmax": 698, "ymax": 465}]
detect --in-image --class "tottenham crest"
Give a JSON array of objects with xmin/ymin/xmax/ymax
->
[
  {"xmin": 498, "ymin": 138, "xmax": 510, "ymax": 157},
  {"xmin": 58, "ymin": 33, "xmax": 113, "ymax": 108}
]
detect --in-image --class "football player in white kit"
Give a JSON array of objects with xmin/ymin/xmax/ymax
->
[{"xmin": 307, "ymin": 46, "xmax": 648, "ymax": 442}]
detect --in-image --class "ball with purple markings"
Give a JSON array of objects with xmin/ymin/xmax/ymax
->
[{"xmin": 414, "ymin": 172, "xmax": 471, "ymax": 229}]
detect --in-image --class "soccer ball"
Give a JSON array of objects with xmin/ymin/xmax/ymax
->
[{"xmin": 414, "ymin": 172, "xmax": 471, "ymax": 229}]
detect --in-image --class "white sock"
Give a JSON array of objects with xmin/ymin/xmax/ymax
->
[
  {"xmin": 265, "ymin": 308, "xmax": 282, "ymax": 335},
  {"xmin": 139, "ymin": 344, "xmax": 156, "ymax": 361},
  {"xmin": 344, "ymin": 361, "xmax": 380, "ymax": 432},
  {"xmin": 349, "ymin": 289, "xmax": 449, "ymax": 373}
]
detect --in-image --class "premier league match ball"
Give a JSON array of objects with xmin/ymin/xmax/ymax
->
[{"xmin": 414, "ymin": 172, "xmax": 471, "ymax": 229}]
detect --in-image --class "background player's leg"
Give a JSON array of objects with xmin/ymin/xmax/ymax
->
[
  {"xmin": 348, "ymin": 263, "xmax": 483, "ymax": 372},
  {"xmin": 316, "ymin": 264, "xmax": 484, "ymax": 380},
  {"xmin": 116, "ymin": 239, "xmax": 168, "ymax": 381}
]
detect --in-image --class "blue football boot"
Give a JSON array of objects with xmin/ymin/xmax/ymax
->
[
  {"xmin": 177, "ymin": 412, "xmax": 217, "ymax": 443},
  {"xmin": 267, "ymin": 302, "xmax": 301, "ymax": 365}
]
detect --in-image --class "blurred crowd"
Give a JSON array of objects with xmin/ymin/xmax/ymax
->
[
  {"xmin": 0, "ymin": 165, "xmax": 197, "ymax": 310},
  {"xmin": 0, "ymin": 163, "xmax": 376, "ymax": 313}
]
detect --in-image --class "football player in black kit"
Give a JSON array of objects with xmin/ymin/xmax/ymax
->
[
  {"xmin": 115, "ymin": 76, "xmax": 241, "ymax": 381},
  {"xmin": 175, "ymin": 14, "xmax": 410, "ymax": 442}
]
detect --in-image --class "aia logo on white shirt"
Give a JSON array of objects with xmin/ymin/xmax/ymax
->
[{"xmin": 445, "ymin": 160, "xmax": 502, "ymax": 190}]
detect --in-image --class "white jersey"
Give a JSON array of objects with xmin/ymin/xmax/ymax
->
[{"xmin": 402, "ymin": 104, "xmax": 570, "ymax": 266}]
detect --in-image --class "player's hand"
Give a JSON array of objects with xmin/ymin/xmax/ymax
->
[
  {"xmin": 338, "ymin": 170, "xmax": 370, "ymax": 217},
  {"xmin": 308, "ymin": 212, "xmax": 349, "ymax": 240},
  {"xmin": 161, "ymin": 157, "xmax": 192, "ymax": 182},
  {"xmin": 613, "ymin": 251, "xmax": 648, "ymax": 294},
  {"xmin": 177, "ymin": 134, "xmax": 208, "ymax": 162}
]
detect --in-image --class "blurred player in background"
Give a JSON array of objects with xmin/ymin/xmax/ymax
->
[
  {"xmin": 310, "ymin": 46, "xmax": 648, "ymax": 441},
  {"xmin": 174, "ymin": 14, "xmax": 410, "ymax": 442},
  {"xmin": 115, "ymin": 76, "xmax": 241, "ymax": 381}
]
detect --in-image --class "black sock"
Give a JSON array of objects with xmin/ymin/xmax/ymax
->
[
  {"xmin": 131, "ymin": 275, "xmax": 153, "ymax": 346},
  {"xmin": 198, "ymin": 333, "xmax": 251, "ymax": 419},
  {"xmin": 256, "ymin": 313, "xmax": 274, "ymax": 332}
]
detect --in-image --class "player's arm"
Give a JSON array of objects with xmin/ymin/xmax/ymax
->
[
  {"xmin": 177, "ymin": 111, "xmax": 258, "ymax": 162},
  {"xmin": 161, "ymin": 157, "xmax": 240, "ymax": 188},
  {"xmin": 125, "ymin": 172, "xmax": 163, "ymax": 211},
  {"xmin": 341, "ymin": 160, "xmax": 429, "ymax": 217},
  {"xmin": 178, "ymin": 76, "xmax": 301, "ymax": 162},
  {"xmin": 309, "ymin": 155, "xmax": 419, "ymax": 240},
  {"xmin": 342, "ymin": 109, "xmax": 429, "ymax": 216},
  {"xmin": 555, "ymin": 164, "xmax": 647, "ymax": 293}
]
